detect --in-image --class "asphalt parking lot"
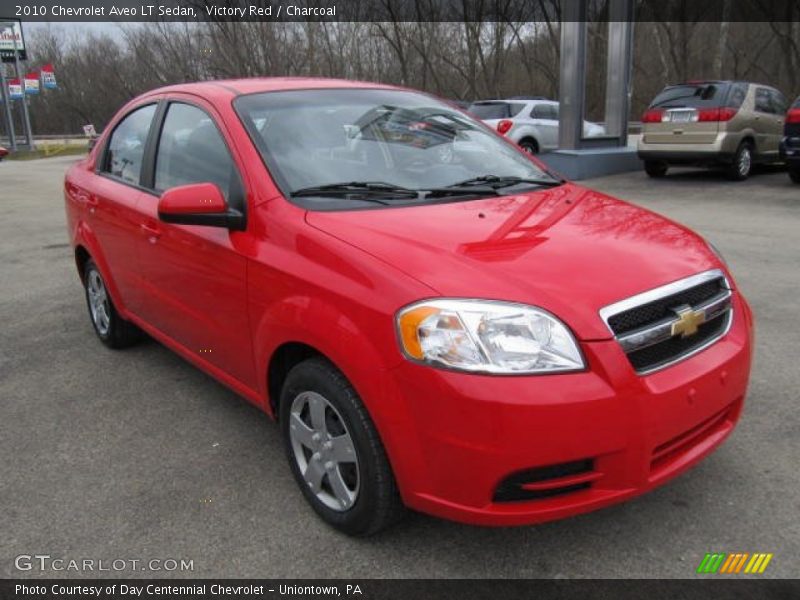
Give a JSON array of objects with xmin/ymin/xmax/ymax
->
[{"xmin": 1, "ymin": 156, "xmax": 798, "ymax": 578}]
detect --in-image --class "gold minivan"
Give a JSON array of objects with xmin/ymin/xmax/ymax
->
[{"xmin": 638, "ymin": 81, "xmax": 788, "ymax": 180}]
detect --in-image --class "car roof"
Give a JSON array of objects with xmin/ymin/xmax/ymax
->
[
  {"xmin": 137, "ymin": 77, "xmax": 403, "ymax": 102},
  {"xmin": 667, "ymin": 80, "xmax": 782, "ymax": 93}
]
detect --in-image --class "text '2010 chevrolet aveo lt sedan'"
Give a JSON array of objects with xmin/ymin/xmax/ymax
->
[{"xmin": 64, "ymin": 78, "xmax": 754, "ymax": 536}]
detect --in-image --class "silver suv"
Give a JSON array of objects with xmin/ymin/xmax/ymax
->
[
  {"xmin": 468, "ymin": 97, "xmax": 605, "ymax": 154},
  {"xmin": 638, "ymin": 81, "xmax": 788, "ymax": 180}
]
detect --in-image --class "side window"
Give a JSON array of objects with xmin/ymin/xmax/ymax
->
[
  {"xmin": 755, "ymin": 88, "xmax": 774, "ymax": 114},
  {"xmin": 103, "ymin": 104, "xmax": 157, "ymax": 185},
  {"xmin": 154, "ymin": 103, "xmax": 242, "ymax": 203}
]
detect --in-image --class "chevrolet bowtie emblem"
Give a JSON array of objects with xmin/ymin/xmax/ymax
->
[{"xmin": 671, "ymin": 304, "xmax": 706, "ymax": 338}]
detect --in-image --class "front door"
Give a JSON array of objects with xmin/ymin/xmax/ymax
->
[{"xmin": 133, "ymin": 100, "xmax": 256, "ymax": 388}]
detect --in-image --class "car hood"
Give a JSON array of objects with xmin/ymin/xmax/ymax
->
[{"xmin": 305, "ymin": 183, "xmax": 720, "ymax": 340}]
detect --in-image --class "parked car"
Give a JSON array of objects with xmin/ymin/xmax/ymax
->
[
  {"xmin": 65, "ymin": 78, "xmax": 753, "ymax": 535},
  {"xmin": 448, "ymin": 99, "xmax": 471, "ymax": 111},
  {"xmin": 468, "ymin": 98, "xmax": 606, "ymax": 153},
  {"xmin": 0, "ymin": 145, "xmax": 8, "ymax": 160},
  {"xmin": 638, "ymin": 80, "xmax": 788, "ymax": 180},
  {"xmin": 779, "ymin": 96, "xmax": 800, "ymax": 183}
]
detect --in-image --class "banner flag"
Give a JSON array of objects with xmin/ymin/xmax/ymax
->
[
  {"xmin": 24, "ymin": 71, "xmax": 40, "ymax": 94},
  {"xmin": 41, "ymin": 63, "xmax": 57, "ymax": 89},
  {"xmin": 8, "ymin": 77, "xmax": 23, "ymax": 99}
]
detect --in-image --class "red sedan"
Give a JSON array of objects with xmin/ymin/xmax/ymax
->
[{"xmin": 64, "ymin": 78, "xmax": 753, "ymax": 535}]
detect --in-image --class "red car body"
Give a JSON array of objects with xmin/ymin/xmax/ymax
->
[{"xmin": 65, "ymin": 78, "xmax": 753, "ymax": 527}]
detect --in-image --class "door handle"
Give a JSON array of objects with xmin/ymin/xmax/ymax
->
[{"xmin": 140, "ymin": 223, "xmax": 162, "ymax": 243}]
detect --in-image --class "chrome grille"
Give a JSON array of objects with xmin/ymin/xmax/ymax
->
[{"xmin": 600, "ymin": 270, "xmax": 733, "ymax": 374}]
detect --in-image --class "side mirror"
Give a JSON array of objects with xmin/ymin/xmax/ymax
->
[{"xmin": 158, "ymin": 182, "xmax": 245, "ymax": 230}]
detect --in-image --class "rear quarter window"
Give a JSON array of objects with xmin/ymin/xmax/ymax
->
[
  {"xmin": 726, "ymin": 83, "xmax": 748, "ymax": 109},
  {"xmin": 755, "ymin": 88, "xmax": 776, "ymax": 114},
  {"xmin": 531, "ymin": 104, "xmax": 558, "ymax": 120}
]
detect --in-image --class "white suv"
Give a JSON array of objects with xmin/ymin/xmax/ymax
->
[{"xmin": 468, "ymin": 97, "xmax": 606, "ymax": 153}]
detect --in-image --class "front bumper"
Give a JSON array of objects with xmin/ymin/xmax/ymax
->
[{"xmin": 378, "ymin": 292, "xmax": 754, "ymax": 526}]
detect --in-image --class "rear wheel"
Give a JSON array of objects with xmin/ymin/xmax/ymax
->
[
  {"xmin": 280, "ymin": 358, "xmax": 404, "ymax": 536},
  {"xmin": 519, "ymin": 138, "xmax": 539, "ymax": 154},
  {"xmin": 727, "ymin": 142, "xmax": 753, "ymax": 181},
  {"xmin": 83, "ymin": 259, "xmax": 141, "ymax": 349},
  {"xmin": 788, "ymin": 165, "xmax": 800, "ymax": 184},
  {"xmin": 644, "ymin": 160, "xmax": 668, "ymax": 178}
]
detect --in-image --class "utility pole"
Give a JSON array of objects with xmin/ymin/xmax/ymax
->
[
  {"xmin": 0, "ymin": 62, "xmax": 17, "ymax": 151},
  {"xmin": 2, "ymin": 22, "xmax": 34, "ymax": 150}
]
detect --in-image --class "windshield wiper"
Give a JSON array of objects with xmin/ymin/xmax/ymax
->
[
  {"xmin": 448, "ymin": 175, "xmax": 564, "ymax": 189},
  {"xmin": 290, "ymin": 181, "xmax": 419, "ymax": 202}
]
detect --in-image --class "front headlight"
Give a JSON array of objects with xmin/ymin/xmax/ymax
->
[{"xmin": 396, "ymin": 299, "xmax": 585, "ymax": 374}]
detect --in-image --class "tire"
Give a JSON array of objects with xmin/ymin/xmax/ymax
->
[
  {"xmin": 727, "ymin": 142, "xmax": 753, "ymax": 181},
  {"xmin": 644, "ymin": 160, "xmax": 668, "ymax": 178},
  {"xmin": 280, "ymin": 357, "xmax": 404, "ymax": 536},
  {"xmin": 83, "ymin": 259, "xmax": 141, "ymax": 349},
  {"xmin": 519, "ymin": 139, "xmax": 539, "ymax": 154},
  {"xmin": 789, "ymin": 166, "xmax": 800, "ymax": 184}
]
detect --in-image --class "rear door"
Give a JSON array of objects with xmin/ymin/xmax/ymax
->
[
  {"xmin": 133, "ymin": 98, "xmax": 256, "ymax": 387},
  {"xmin": 90, "ymin": 103, "xmax": 159, "ymax": 307}
]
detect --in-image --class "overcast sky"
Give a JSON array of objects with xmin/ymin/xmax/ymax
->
[{"xmin": 26, "ymin": 21, "xmax": 131, "ymax": 39}]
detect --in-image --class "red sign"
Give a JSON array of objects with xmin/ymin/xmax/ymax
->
[
  {"xmin": 24, "ymin": 71, "xmax": 40, "ymax": 95},
  {"xmin": 41, "ymin": 63, "xmax": 57, "ymax": 89},
  {"xmin": 8, "ymin": 77, "xmax": 23, "ymax": 99}
]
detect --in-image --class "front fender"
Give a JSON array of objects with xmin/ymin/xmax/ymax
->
[
  {"xmin": 251, "ymin": 292, "xmax": 432, "ymax": 503},
  {"xmin": 253, "ymin": 293, "xmax": 398, "ymax": 409}
]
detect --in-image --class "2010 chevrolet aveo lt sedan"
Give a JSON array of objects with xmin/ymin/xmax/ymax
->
[{"xmin": 65, "ymin": 78, "xmax": 754, "ymax": 536}]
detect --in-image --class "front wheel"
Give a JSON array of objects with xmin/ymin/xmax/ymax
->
[
  {"xmin": 727, "ymin": 142, "xmax": 753, "ymax": 181},
  {"xmin": 788, "ymin": 165, "xmax": 800, "ymax": 184},
  {"xmin": 83, "ymin": 259, "xmax": 141, "ymax": 349},
  {"xmin": 280, "ymin": 358, "xmax": 404, "ymax": 536}
]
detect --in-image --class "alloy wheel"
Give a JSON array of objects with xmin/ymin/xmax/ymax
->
[
  {"xmin": 288, "ymin": 391, "xmax": 360, "ymax": 511},
  {"xmin": 738, "ymin": 146, "xmax": 751, "ymax": 177},
  {"xmin": 87, "ymin": 269, "xmax": 111, "ymax": 336}
]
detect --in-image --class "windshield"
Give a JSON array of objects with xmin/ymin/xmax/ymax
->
[{"xmin": 235, "ymin": 89, "xmax": 556, "ymax": 209}]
